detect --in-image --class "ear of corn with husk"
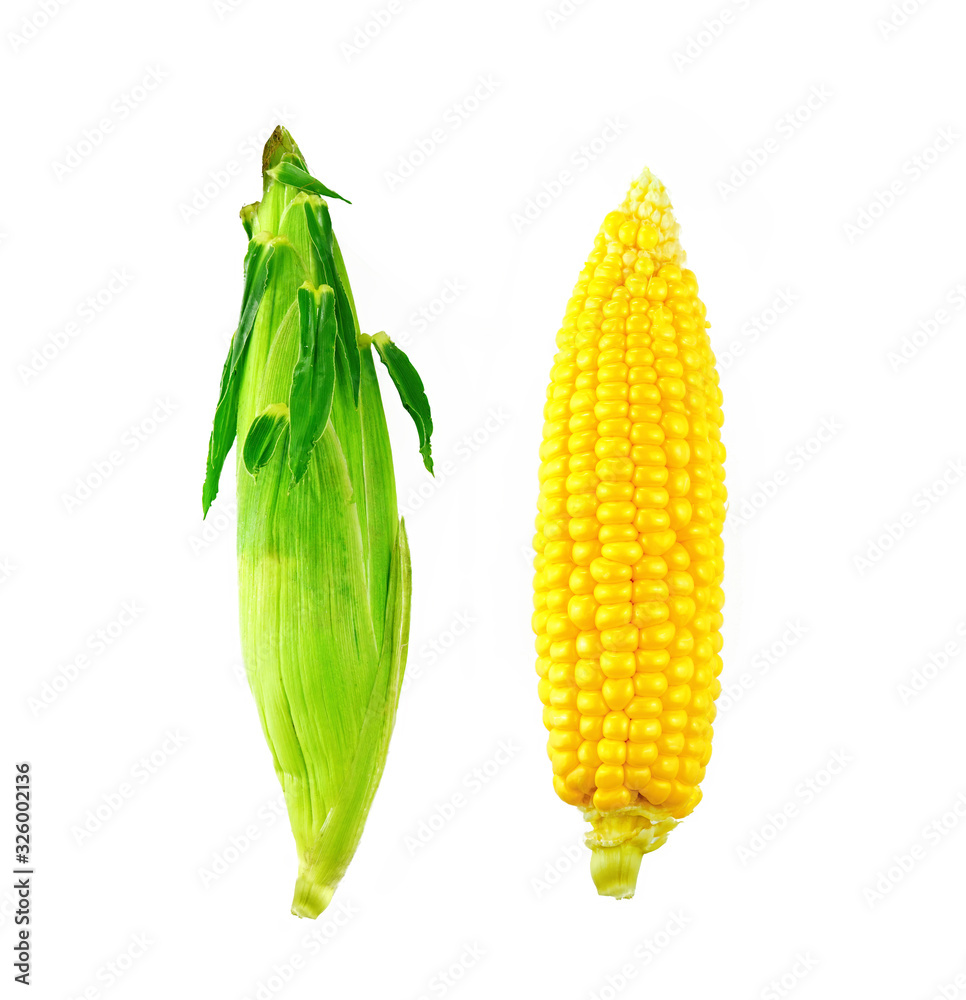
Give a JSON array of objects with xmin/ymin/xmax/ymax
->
[
  {"xmin": 533, "ymin": 170, "xmax": 725, "ymax": 900},
  {"xmin": 203, "ymin": 126, "xmax": 433, "ymax": 918}
]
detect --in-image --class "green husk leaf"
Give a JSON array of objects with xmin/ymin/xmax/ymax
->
[
  {"xmin": 268, "ymin": 161, "xmax": 350, "ymax": 204},
  {"xmin": 242, "ymin": 403, "xmax": 290, "ymax": 477},
  {"xmin": 202, "ymin": 234, "xmax": 278, "ymax": 515},
  {"xmin": 289, "ymin": 283, "xmax": 338, "ymax": 484},
  {"xmin": 304, "ymin": 202, "xmax": 361, "ymax": 405},
  {"xmin": 240, "ymin": 203, "xmax": 258, "ymax": 239},
  {"xmin": 371, "ymin": 333, "xmax": 435, "ymax": 475},
  {"xmin": 357, "ymin": 348, "xmax": 397, "ymax": 648},
  {"xmin": 290, "ymin": 518, "xmax": 411, "ymax": 919},
  {"xmin": 277, "ymin": 149, "xmax": 309, "ymax": 173},
  {"xmin": 237, "ymin": 417, "xmax": 379, "ymax": 921}
]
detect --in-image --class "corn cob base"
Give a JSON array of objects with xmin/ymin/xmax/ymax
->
[
  {"xmin": 291, "ymin": 880, "xmax": 336, "ymax": 920},
  {"xmin": 583, "ymin": 806, "xmax": 678, "ymax": 899}
]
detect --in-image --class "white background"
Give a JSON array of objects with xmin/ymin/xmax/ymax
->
[{"xmin": 3, "ymin": 0, "xmax": 966, "ymax": 997}]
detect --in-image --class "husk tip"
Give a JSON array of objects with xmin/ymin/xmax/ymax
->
[{"xmin": 262, "ymin": 125, "xmax": 302, "ymax": 174}]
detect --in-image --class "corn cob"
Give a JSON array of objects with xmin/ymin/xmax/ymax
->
[
  {"xmin": 532, "ymin": 170, "xmax": 725, "ymax": 899},
  {"xmin": 203, "ymin": 127, "xmax": 433, "ymax": 918}
]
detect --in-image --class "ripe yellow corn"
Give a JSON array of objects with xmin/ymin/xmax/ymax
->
[{"xmin": 532, "ymin": 169, "xmax": 726, "ymax": 899}]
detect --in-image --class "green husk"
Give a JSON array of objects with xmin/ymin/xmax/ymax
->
[{"xmin": 202, "ymin": 127, "xmax": 434, "ymax": 918}]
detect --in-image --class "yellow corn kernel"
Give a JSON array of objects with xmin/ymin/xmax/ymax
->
[
  {"xmin": 600, "ymin": 523, "xmax": 642, "ymax": 545},
  {"xmin": 569, "ymin": 517, "xmax": 599, "ymax": 541},
  {"xmin": 640, "ymin": 530, "xmax": 676, "ymax": 556},
  {"xmin": 594, "ymin": 582, "xmax": 632, "ymax": 605},
  {"xmin": 577, "ymin": 739, "xmax": 602, "ymax": 767},
  {"xmin": 593, "ymin": 786, "xmax": 632, "ymax": 811},
  {"xmin": 575, "ymin": 660, "xmax": 604, "ymax": 690},
  {"xmin": 635, "ymin": 649, "xmax": 670, "ymax": 672},
  {"xmin": 576, "ymin": 690, "xmax": 608, "ymax": 716},
  {"xmin": 602, "ymin": 677, "xmax": 634, "ymax": 711},
  {"xmin": 601, "ymin": 625, "xmax": 639, "ymax": 651},
  {"xmin": 549, "ymin": 639, "xmax": 577, "ymax": 663},
  {"xmin": 633, "ymin": 601, "xmax": 670, "ymax": 628},
  {"xmin": 567, "ymin": 594, "xmax": 598, "ymax": 630},
  {"xmin": 554, "ymin": 776, "xmax": 585, "ymax": 805},
  {"xmin": 595, "ymin": 459, "xmax": 633, "ymax": 486},
  {"xmin": 651, "ymin": 755, "xmax": 679, "ymax": 780},
  {"xmin": 549, "ymin": 729, "xmax": 582, "ymax": 750},
  {"xmin": 551, "ymin": 710, "xmax": 580, "ymax": 731},
  {"xmin": 663, "ymin": 684, "xmax": 692, "ymax": 709},
  {"xmin": 629, "ymin": 719, "xmax": 661, "ymax": 742},
  {"xmin": 626, "ymin": 742, "xmax": 658, "ymax": 767},
  {"xmin": 624, "ymin": 766, "xmax": 651, "ymax": 791},
  {"xmin": 665, "ymin": 781, "xmax": 696, "ymax": 812},
  {"xmin": 597, "ymin": 739, "xmax": 627, "ymax": 765},
  {"xmin": 667, "ymin": 597, "xmax": 696, "ymax": 625},
  {"xmin": 601, "ymin": 541, "xmax": 644, "ymax": 565},
  {"xmin": 657, "ymin": 732, "xmax": 686, "ymax": 755},
  {"xmin": 595, "ymin": 602, "xmax": 632, "ymax": 630},
  {"xmin": 571, "ymin": 541, "xmax": 601, "ymax": 567},
  {"xmin": 633, "ymin": 672, "xmax": 668, "ymax": 697},
  {"xmin": 545, "ymin": 587, "xmax": 570, "ymax": 612},
  {"xmin": 676, "ymin": 757, "xmax": 702, "ymax": 785},
  {"xmin": 626, "ymin": 696, "xmax": 661, "ymax": 719},
  {"xmin": 566, "ymin": 766, "xmax": 596, "ymax": 794},
  {"xmin": 599, "ymin": 651, "xmax": 636, "ymax": 678},
  {"xmin": 601, "ymin": 711, "xmax": 630, "ymax": 741},
  {"xmin": 594, "ymin": 764, "xmax": 625, "ymax": 789},
  {"xmin": 634, "ymin": 508, "xmax": 671, "ymax": 532},
  {"xmin": 596, "ymin": 481, "xmax": 634, "ymax": 501},
  {"xmin": 575, "ymin": 631, "xmax": 604, "ymax": 658},
  {"xmin": 660, "ymin": 710, "xmax": 688, "ymax": 732},
  {"xmin": 546, "ymin": 613, "xmax": 578, "ymax": 639},
  {"xmin": 589, "ymin": 558, "xmax": 631, "ymax": 583},
  {"xmin": 567, "ymin": 493, "xmax": 598, "ymax": 518},
  {"xmin": 598, "ymin": 500, "xmax": 636, "ymax": 524},
  {"xmin": 549, "ymin": 685, "xmax": 578, "ymax": 709},
  {"xmin": 618, "ymin": 220, "xmax": 639, "ymax": 245},
  {"xmin": 640, "ymin": 621, "xmax": 675, "ymax": 649},
  {"xmin": 569, "ymin": 566, "xmax": 595, "ymax": 594},
  {"xmin": 642, "ymin": 779, "xmax": 672, "ymax": 805},
  {"xmin": 552, "ymin": 751, "xmax": 579, "ymax": 776}
]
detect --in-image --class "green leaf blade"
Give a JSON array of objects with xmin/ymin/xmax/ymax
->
[
  {"xmin": 304, "ymin": 202, "xmax": 361, "ymax": 407},
  {"xmin": 201, "ymin": 235, "xmax": 278, "ymax": 515},
  {"xmin": 242, "ymin": 403, "xmax": 290, "ymax": 477},
  {"xmin": 289, "ymin": 284, "xmax": 339, "ymax": 484},
  {"xmin": 269, "ymin": 162, "xmax": 351, "ymax": 204},
  {"xmin": 372, "ymin": 334, "xmax": 435, "ymax": 475}
]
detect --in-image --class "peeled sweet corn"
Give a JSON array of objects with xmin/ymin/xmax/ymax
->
[{"xmin": 533, "ymin": 169, "xmax": 725, "ymax": 899}]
